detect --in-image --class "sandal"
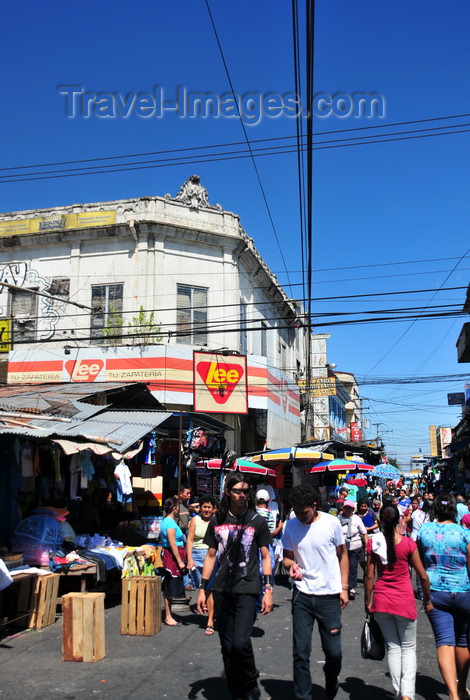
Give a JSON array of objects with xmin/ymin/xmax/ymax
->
[{"xmin": 205, "ymin": 625, "xmax": 215, "ymax": 635}]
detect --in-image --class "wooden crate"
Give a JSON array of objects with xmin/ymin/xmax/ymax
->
[
  {"xmin": 62, "ymin": 592, "xmax": 105, "ymax": 662},
  {"xmin": 30, "ymin": 573, "xmax": 60, "ymax": 628},
  {"xmin": 121, "ymin": 576, "xmax": 161, "ymax": 636},
  {"xmin": 6, "ymin": 573, "xmax": 59, "ymax": 629}
]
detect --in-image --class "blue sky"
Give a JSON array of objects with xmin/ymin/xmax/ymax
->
[{"xmin": 1, "ymin": 0, "xmax": 470, "ymax": 467}]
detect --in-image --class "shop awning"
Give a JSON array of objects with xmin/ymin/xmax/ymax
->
[
  {"xmin": 448, "ymin": 438, "xmax": 470, "ymax": 453},
  {"xmin": 0, "ymin": 407, "xmax": 234, "ymax": 456},
  {"xmin": 0, "ymin": 410, "xmax": 172, "ymax": 454},
  {"xmin": 156, "ymin": 411, "xmax": 235, "ymax": 434}
]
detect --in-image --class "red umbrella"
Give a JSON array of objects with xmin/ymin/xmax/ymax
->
[
  {"xmin": 304, "ymin": 458, "xmax": 373, "ymax": 474},
  {"xmin": 198, "ymin": 458, "xmax": 276, "ymax": 477}
]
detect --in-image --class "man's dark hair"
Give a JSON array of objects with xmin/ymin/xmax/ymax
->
[
  {"xmin": 289, "ymin": 484, "xmax": 321, "ymax": 510},
  {"xmin": 199, "ymin": 494, "xmax": 216, "ymax": 507},
  {"xmin": 217, "ymin": 472, "xmax": 255, "ymax": 523}
]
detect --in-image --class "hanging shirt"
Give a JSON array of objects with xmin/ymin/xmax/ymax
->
[{"xmin": 114, "ymin": 460, "xmax": 133, "ymax": 495}]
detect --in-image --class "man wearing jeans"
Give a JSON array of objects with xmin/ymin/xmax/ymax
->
[{"xmin": 282, "ymin": 484, "xmax": 349, "ymax": 700}]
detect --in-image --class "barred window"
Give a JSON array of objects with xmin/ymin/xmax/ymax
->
[{"xmin": 11, "ymin": 289, "xmax": 37, "ymax": 343}]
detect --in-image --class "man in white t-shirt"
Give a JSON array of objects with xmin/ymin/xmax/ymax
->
[{"xmin": 282, "ymin": 484, "xmax": 349, "ymax": 700}]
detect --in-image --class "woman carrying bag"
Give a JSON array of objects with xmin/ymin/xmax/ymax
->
[{"xmin": 365, "ymin": 503, "xmax": 430, "ymax": 700}]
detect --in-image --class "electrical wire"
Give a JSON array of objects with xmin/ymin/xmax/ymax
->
[
  {"xmin": 3, "ymin": 112, "xmax": 470, "ymax": 174},
  {"xmin": 4, "ymin": 120, "xmax": 470, "ymax": 184},
  {"xmin": 204, "ymin": 0, "xmax": 293, "ymax": 292}
]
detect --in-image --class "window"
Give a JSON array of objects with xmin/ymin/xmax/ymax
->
[
  {"xmin": 91, "ymin": 284, "xmax": 123, "ymax": 344},
  {"xmin": 47, "ymin": 277, "xmax": 70, "ymax": 298},
  {"xmin": 278, "ymin": 339, "xmax": 287, "ymax": 371},
  {"xmin": 176, "ymin": 284, "xmax": 207, "ymax": 345},
  {"xmin": 260, "ymin": 321, "xmax": 267, "ymax": 357},
  {"xmin": 11, "ymin": 289, "xmax": 37, "ymax": 343},
  {"xmin": 240, "ymin": 301, "xmax": 248, "ymax": 354}
]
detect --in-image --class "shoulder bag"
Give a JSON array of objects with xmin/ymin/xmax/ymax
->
[{"xmin": 360, "ymin": 613, "xmax": 385, "ymax": 660}]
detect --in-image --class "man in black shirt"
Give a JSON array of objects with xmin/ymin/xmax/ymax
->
[{"xmin": 196, "ymin": 472, "xmax": 273, "ymax": 700}]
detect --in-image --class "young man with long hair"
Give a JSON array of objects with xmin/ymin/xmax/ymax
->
[{"xmin": 196, "ymin": 472, "xmax": 273, "ymax": 700}]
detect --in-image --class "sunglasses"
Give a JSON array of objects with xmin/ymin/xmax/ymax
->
[{"xmin": 231, "ymin": 488, "xmax": 250, "ymax": 495}]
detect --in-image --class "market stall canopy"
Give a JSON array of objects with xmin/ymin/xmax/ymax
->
[
  {"xmin": 0, "ymin": 409, "xmax": 172, "ymax": 453},
  {"xmin": 304, "ymin": 458, "xmax": 373, "ymax": 474},
  {"xmin": 199, "ymin": 458, "xmax": 276, "ymax": 477},
  {"xmin": 0, "ymin": 381, "xmax": 165, "ymax": 417},
  {"xmin": 0, "ymin": 383, "xmax": 234, "ymax": 456},
  {"xmin": 159, "ymin": 411, "xmax": 235, "ymax": 434},
  {"xmin": 249, "ymin": 445, "xmax": 334, "ymax": 465},
  {"xmin": 367, "ymin": 465, "xmax": 402, "ymax": 479}
]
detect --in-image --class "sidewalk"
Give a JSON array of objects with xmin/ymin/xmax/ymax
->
[{"xmin": 0, "ymin": 575, "xmax": 448, "ymax": 700}]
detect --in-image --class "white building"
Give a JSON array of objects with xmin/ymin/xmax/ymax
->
[{"xmin": 0, "ymin": 176, "xmax": 305, "ymax": 453}]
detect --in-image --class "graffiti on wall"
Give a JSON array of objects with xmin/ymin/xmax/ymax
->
[{"xmin": 0, "ymin": 262, "xmax": 69, "ymax": 341}]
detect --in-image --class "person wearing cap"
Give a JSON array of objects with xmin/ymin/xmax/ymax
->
[
  {"xmin": 255, "ymin": 490, "xmax": 283, "ymax": 609},
  {"xmin": 255, "ymin": 481, "xmax": 279, "ymax": 523},
  {"xmin": 339, "ymin": 500, "xmax": 368, "ymax": 600},
  {"xmin": 255, "ymin": 490, "xmax": 283, "ymax": 537}
]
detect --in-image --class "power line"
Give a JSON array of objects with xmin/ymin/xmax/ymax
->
[
  {"xmin": 366, "ymin": 246, "xmax": 470, "ymax": 388},
  {"xmin": 4, "ymin": 121, "xmax": 470, "ymax": 185},
  {"xmin": 9, "ymin": 303, "xmax": 469, "ymax": 349},
  {"xmin": 7, "ymin": 285, "xmax": 468, "ymax": 328},
  {"xmin": 204, "ymin": 0, "xmax": 293, "ymax": 292},
  {"xmin": 358, "ymin": 373, "xmax": 470, "ymax": 385},
  {"xmin": 3, "ymin": 112, "xmax": 470, "ymax": 173}
]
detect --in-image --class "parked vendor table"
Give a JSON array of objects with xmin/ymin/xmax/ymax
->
[{"xmin": 58, "ymin": 562, "xmax": 98, "ymax": 592}]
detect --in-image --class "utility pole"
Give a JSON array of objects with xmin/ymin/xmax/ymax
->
[{"xmin": 372, "ymin": 422, "xmax": 384, "ymax": 444}]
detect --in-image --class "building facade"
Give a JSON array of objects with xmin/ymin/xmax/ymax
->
[{"xmin": 0, "ymin": 176, "xmax": 305, "ymax": 453}]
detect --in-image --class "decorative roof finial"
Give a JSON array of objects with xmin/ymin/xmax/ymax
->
[{"xmin": 166, "ymin": 175, "xmax": 221, "ymax": 210}]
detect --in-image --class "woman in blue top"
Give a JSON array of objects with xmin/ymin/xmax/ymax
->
[
  {"xmin": 418, "ymin": 493, "xmax": 470, "ymax": 700},
  {"xmin": 160, "ymin": 496, "xmax": 188, "ymax": 626},
  {"xmin": 357, "ymin": 498, "xmax": 379, "ymax": 534}
]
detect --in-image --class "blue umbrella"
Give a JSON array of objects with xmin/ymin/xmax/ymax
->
[{"xmin": 368, "ymin": 465, "xmax": 401, "ymax": 479}]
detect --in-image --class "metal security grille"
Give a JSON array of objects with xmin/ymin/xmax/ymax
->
[{"xmin": 11, "ymin": 289, "xmax": 38, "ymax": 343}]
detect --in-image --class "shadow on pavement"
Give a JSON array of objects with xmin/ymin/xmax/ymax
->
[
  {"xmin": 342, "ymin": 675, "xmax": 395, "ymax": 699},
  {"xmin": 261, "ymin": 678, "xmax": 296, "ymax": 699},
  {"xmin": 343, "ymin": 671, "xmax": 447, "ymax": 700},
  {"xmin": 188, "ymin": 676, "xmax": 232, "ymax": 699},
  {"xmin": 415, "ymin": 671, "xmax": 447, "ymax": 699}
]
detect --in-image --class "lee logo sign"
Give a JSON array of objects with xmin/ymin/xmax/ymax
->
[
  {"xmin": 65, "ymin": 359, "xmax": 104, "ymax": 382},
  {"xmin": 193, "ymin": 352, "xmax": 248, "ymax": 414}
]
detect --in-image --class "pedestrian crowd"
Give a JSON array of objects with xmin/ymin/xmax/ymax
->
[{"xmin": 159, "ymin": 475, "xmax": 470, "ymax": 700}]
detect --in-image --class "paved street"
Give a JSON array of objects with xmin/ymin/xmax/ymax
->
[{"xmin": 0, "ymin": 574, "xmax": 447, "ymax": 700}]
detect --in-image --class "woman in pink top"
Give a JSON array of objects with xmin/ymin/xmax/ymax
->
[{"xmin": 365, "ymin": 504, "xmax": 431, "ymax": 700}]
